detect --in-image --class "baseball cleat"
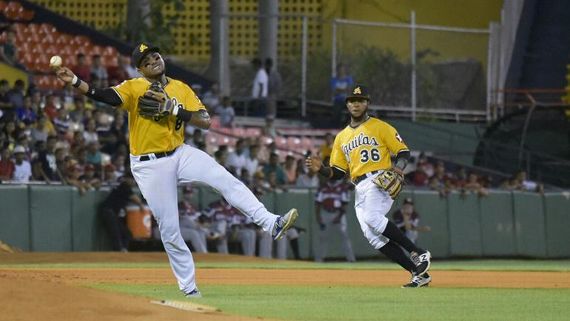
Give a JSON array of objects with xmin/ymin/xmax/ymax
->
[
  {"xmin": 411, "ymin": 250, "xmax": 431, "ymax": 276},
  {"xmin": 184, "ymin": 288, "xmax": 202, "ymax": 298},
  {"xmin": 402, "ymin": 272, "xmax": 431, "ymax": 288},
  {"xmin": 272, "ymin": 208, "xmax": 298, "ymax": 240}
]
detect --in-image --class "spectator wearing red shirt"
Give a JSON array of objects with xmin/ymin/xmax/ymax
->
[
  {"xmin": 71, "ymin": 54, "xmax": 91, "ymax": 83},
  {"xmin": 43, "ymin": 94, "xmax": 59, "ymax": 121},
  {"xmin": 0, "ymin": 147, "xmax": 15, "ymax": 181}
]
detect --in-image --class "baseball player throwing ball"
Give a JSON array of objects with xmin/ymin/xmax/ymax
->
[
  {"xmin": 306, "ymin": 84, "xmax": 431, "ymax": 288},
  {"xmin": 53, "ymin": 43, "xmax": 298, "ymax": 298}
]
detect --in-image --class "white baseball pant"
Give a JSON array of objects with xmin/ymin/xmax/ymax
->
[
  {"xmin": 354, "ymin": 174, "xmax": 393, "ymax": 250},
  {"xmin": 130, "ymin": 144, "xmax": 279, "ymax": 293}
]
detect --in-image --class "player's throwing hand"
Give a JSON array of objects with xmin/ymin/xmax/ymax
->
[{"xmin": 305, "ymin": 155, "xmax": 322, "ymax": 173}]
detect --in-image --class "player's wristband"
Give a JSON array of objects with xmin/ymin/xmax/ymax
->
[
  {"xmin": 172, "ymin": 104, "xmax": 180, "ymax": 116},
  {"xmin": 72, "ymin": 75, "xmax": 81, "ymax": 88}
]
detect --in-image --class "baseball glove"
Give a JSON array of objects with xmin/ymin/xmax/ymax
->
[
  {"xmin": 372, "ymin": 169, "xmax": 404, "ymax": 199},
  {"xmin": 138, "ymin": 82, "xmax": 173, "ymax": 118}
]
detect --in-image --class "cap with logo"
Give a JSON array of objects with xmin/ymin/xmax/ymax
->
[
  {"xmin": 346, "ymin": 84, "xmax": 371, "ymax": 102},
  {"xmin": 131, "ymin": 43, "xmax": 160, "ymax": 68}
]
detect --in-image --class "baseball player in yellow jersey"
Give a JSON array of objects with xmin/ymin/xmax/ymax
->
[
  {"xmin": 54, "ymin": 43, "xmax": 298, "ymax": 298},
  {"xmin": 306, "ymin": 84, "xmax": 432, "ymax": 288}
]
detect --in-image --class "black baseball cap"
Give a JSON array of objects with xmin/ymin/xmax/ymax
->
[
  {"xmin": 346, "ymin": 84, "xmax": 371, "ymax": 102},
  {"xmin": 403, "ymin": 197, "xmax": 414, "ymax": 205},
  {"xmin": 132, "ymin": 42, "xmax": 160, "ymax": 68}
]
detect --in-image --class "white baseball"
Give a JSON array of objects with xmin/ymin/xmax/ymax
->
[{"xmin": 49, "ymin": 55, "xmax": 62, "ymax": 68}]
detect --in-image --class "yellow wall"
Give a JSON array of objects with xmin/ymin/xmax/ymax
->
[
  {"xmin": 31, "ymin": 0, "xmax": 501, "ymax": 63},
  {"xmin": 0, "ymin": 63, "xmax": 28, "ymax": 88}
]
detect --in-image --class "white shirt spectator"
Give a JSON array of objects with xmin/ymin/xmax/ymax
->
[
  {"xmin": 252, "ymin": 68, "xmax": 268, "ymax": 98},
  {"xmin": 244, "ymin": 156, "xmax": 259, "ymax": 180},
  {"xmin": 13, "ymin": 160, "xmax": 32, "ymax": 183},
  {"xmin": 296, "ymin": 173, "xmax": 320, "ymax": 188},
  {"xmin": 83, "ymin": 131, "xmax": 99, "ymax": 144},
  {"xmin": 227, "ymin": 151, "xmax": 247, "ymax": 176},
  {"xmin": 215, "ymin": 105, "xmax": 235, "ymax": 128}
]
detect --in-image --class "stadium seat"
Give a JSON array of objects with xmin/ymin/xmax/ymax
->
[
  {"xmin": 39, "ymin": 23, "xmax": 56, "ymax": 35},
  {"xmin": 230, "ymin": 127, "xmax": 245, "ymax": 137},
  {"xmin": 275, "ymin": 136, "xmax": 288, "ymax": 148},
  {"xmin": 245, "ymin": 127, "xmax": 262, "ymax": 137},
  {"xmin": 0, "ymin": 1, "xmax": 7, "ymax": 12}
]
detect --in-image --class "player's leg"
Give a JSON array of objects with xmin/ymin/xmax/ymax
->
[
  {"xmin": 337, "ymin": 215, "xmax": 356, "ymax": 262},
  {"xmin": 357, "ymin": 179, "xmax": 431, "ymax": 274},
  {"xmin": 177, "ymin": 144, "xmax": 297, "ymax": 236},
  {"xmin": 130, "ymin": 156, "xmax": 197, "ymax": 294},
  {"xmin": 258, "ymin": 230, "xmax": 273, "ymax": 258}
]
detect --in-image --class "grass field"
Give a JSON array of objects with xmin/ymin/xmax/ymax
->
[{"xmin": 1, "ymin": 254, "xmax": 569, "ymax": 321}]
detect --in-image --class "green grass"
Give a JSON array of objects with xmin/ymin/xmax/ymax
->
[
  {"xmin": 2, "ymin": 259, "xmax": 569, "ymax": 272},
  {"xmin": 92, "ymin": 283, "xmax": 570, "ymax": 321}
]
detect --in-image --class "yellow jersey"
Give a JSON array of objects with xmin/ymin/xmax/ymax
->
[
  {"xmin": 112, "ymin": 77, "xmax": 206, "ymax": 155},
  {"xmin": 329, "ymin": 117, "xmax": 408, "ymax": 181}
]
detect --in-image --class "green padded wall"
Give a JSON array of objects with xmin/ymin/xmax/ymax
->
[
  {"xmin": 479, "ymin": 191, "xmax": 516, "ymax": 256},
  {"xmin": 0, "ymin": 185, "xmax": 30, "ymax": 250},
  {"xmin": 29, "ymin": 185, "xmax": 73, "ymax": 251},
  {"xmin": 447, "ymin": 193, "xmax": 483, "ymax": 256},
  {"xmin": 71, "ymin": 190, "xmax": 109, "ymax": 251},
  {"xmin": 512, "ymin": 192, "xmax": 547, "ymax": 257},
  {"xmin": 543, "ymin": 193, "xmax": 570, "ymax": 257},
  {"xmin": 412, "ymin": 190, "xmax": 450, "ymax": 258}
]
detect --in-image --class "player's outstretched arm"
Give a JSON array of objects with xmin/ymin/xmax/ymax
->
[{"xmin": 55, "ymin": 66, "xmax": 122, "ymax": 106}]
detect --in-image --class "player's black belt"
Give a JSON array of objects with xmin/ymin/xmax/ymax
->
[
  {"xmin": 353, "ymin": 170, "xmax": 381, "ymax": 185},
  {"xmin": 139, "ymin": 148, "xmax": 177, "ymax": 161}
]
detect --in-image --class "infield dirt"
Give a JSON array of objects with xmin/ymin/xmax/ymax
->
[{"xmin": 1, "ymin": 252, "xmax": 568, "ymax": 321}]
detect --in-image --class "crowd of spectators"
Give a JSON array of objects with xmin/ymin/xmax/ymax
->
[{"xmin": 406, "ymin": 153, "xmax": 544, "ymax": 197}]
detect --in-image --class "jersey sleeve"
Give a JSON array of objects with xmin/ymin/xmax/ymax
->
[
  {"xmin": 329, "ymin": 133, "xmax": 348, "ymax": 172},
  {"xmin": 382, "ymin": 123, "xmax": 409, "ymax": 155},
  {"xmin": 111, "ymin": 80, "xmax": 134, "ymax": 112},
  {"xmin": 182, "ymin": 83, "xmax": 207, "ymax": 112}
]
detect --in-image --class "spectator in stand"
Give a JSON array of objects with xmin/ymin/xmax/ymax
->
[
  {"xmin": 30, "ymin": 90, "xmax": 44, "ymax": 112},
  {"xmin": 251, "ymin": 58, "xmax": 268, "ymax": 116},
  {"xmin": 461, "ymin": 172, "xmax": 489, "ymax": 197},
  {"xmin": 409, "ymin": 165, "xmax": 429, "ymax": 187},
  {"xmin": 30, "ymin": 115, "xmax": 56, "ymax": 144},
  {"xmin": 80, "ymin": 163, "xmax": 101, "ymax": 190},
  {"xmin": 83, "ymin": 118, "xmax": 99, "ymax": 144},
  {"xmin": 295, "ymin": 161, "xmax": 320, "ymax": 188},
  {"xmin": 8, "ymin": 79, "xmax": 25, "ymax": 110},
  {"xmin": 454, "ymin": 167, "xmax": 468, "ymax": 189},
  {"xmin": 187, "ymin": 128, "xmax": 206, "ymax": 151},
  {"xmin": 319, "ymin": 133, "xmax": 334, "ymax": 161},
  {"xmin": 201, "ymin": 82, "xmax": 221, "ymax": 112},
  {"xmin": 243, "ymin": 144, "xmax": 260, "ymax": 181},
  {"xmin": 16, "ymin": 96, "xmax": 37, "ymax": 125},
  {"xmin": 215, "ymin": 96, "xmax": 235, "ymax": 128},
  {"xmin": 33, "ymin": 136, "xmax": 59, "ymax": 182},
  {"xmin": 121, "ymin": 55, "xmax": 139, "ymax": 79},
  {"xmin": 90, "ymin": 55, "xmax": 109, "ymax": 88},
  {"xmin": 416, "ymin": 153, "xmax": 434, "ymax": 177},
  {"xmin": 107, "ymin": 55, "xmax": 129, "ymax": 86},
  {"xmin": 0, "ymin": 79, "xmax": 14, "ymax": 120},
  {"xmin": 43, "ymin": 94, "xmax": 59, "ymax": 120},
  {"xmin": 103, "ymin": 164, "xmax": 118, "ymax": 184},
  {"xmin": 2, "ymin": 119, "xmax": 17, "ymax": 148},
  {"xmin": 69, "ymin": 97, "xmax": 86, "ymax": 124},
  {"xmin": 0, "ymin": 147, "xmax": 15, "ymax": 182},
  {"xmin": 72, "ymin": 54, "xmax": 91, "ymax": 83},
  {"xmin": 330, "ymin": 63, "xmax": 354, "ymax": 127},
  {"xmin": 314, "ymin": 179, "xmax": 356, "ymax": 263},
  {"xmin": 227, "ymin": 138, "xmax": 247, "ymax": 176},
  {"xmin": 429, "ymin": 161, "xmax": 452, "ymax": 197},
  {"xmin": 263, "ymin": 152, "xmax": 286, "ymax": 185},
  {"xmin": 178, "ymin": 186, "xmax": 208, "ymax": 253},
  {"xmin": 53, "ymin": 108, "xmax": 71, "ymax": 136},
  {"xmin": 392, "ymin": 198, "xmax": 431, "ymax": 245},
  {"xmin": 98, "ymin": 172, "xmax": 145, "ymax": 251},
  {"xmin": 515, "ymin": 170, "xmax": 544, "ymax": 193},
  {"xmin": 283, "ymin": 154, "xmax": 297, "ymax": 185},
  {"xmin": 85, "ymin": 141, "xmax": 102, "ymax": 168},
  {"xmin": 0, "ymin": 30, "xmax": 24, "ymax": 69},
  {"xmin": 265, "ymin": 58, "xmax": 282, "ymax": 118},
  {"xmin": 12, "ymin": 145, "xmax": 32, "ymax": 183},
  {"xmin": 65, "ymin": 163, "xmax": 91, "ymax": 195},
  {"xmin": 262, "ymin": 115, "xmax": 277, "ymax": 138}
]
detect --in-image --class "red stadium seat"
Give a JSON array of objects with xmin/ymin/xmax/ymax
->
[
  {"xmin": 39, "ymin": 23, "xmax": 56, "ymax": 35},
  {"xmin": 0, "ymin": 1, "xmax": 7, "ymax": 11},
  {"xmin": 245, "ymin": 127, "xmax": 262, "ymax": 137},
  {"xmin": 19, "ymin": 9, "xmax": 34, "ymax": 21},
  {"xmin": 275, "ymin": 136, "xmax": 288, "ymax": 148},
  {"xmin": 230, "ymin": 127, "xmax": 245, "ymax": 137}
]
